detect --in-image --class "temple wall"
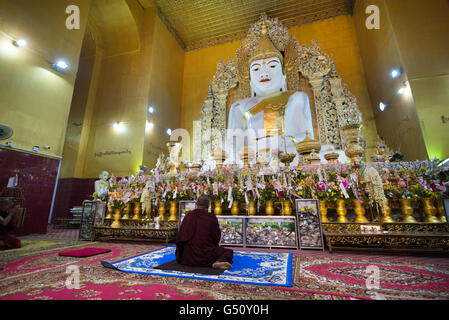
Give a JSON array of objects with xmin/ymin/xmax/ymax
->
[
  {"xmin": 0, "ymin": 0, "xmax": 91, "ymax": 235},
  {"xmin": 354, "ymin": 0, "xmax": 449, "ymax": 160},
  {"xmin": 0, "ymin": 0, "xmax": 91, "ymax": 157},
  {"xmin": 60, "ymin": 2, "xmax": 184, "ymax": 178},
  {"xmin": 386, "ymin": 0, "xmax": 449, "ymax": 160},
  {"xmin": 181, "ymin": 14, "xmax": 379, "ymax": 160},
  {"xmin": 142, "ymin": 15, "xmax": 185, "ymax": 169}
]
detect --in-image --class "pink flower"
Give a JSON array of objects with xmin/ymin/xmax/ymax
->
[{"xmin": 398, "ymin": 180, "xmax": 406, "ymax": 188}]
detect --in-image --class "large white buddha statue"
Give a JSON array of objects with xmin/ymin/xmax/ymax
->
[{"xmin": 226, "ymin": 25, "xmax": 314, "ymax": 164}]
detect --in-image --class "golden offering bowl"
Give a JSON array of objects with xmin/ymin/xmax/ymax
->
[
  {"xmin": 289, "ymin": 131, "xmax": 321, "ymax": 155},
  {"xmin": 280, "ymin": 153, "xmax": 296, "ymax": 166}
]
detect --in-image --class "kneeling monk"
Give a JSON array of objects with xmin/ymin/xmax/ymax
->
[{"xmin": 176, "ymin": 195, "xmax": 233, "ymax": 269}]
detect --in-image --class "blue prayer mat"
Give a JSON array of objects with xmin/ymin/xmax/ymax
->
[{"xmin": 101, "ymin": 245, "xmax": 293, "ymax": 287}]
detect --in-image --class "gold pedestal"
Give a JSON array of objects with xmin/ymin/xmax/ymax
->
[
  {"xmin": 423, "ymin": 198, "xmax": 440, "ymax": 223},
  {"xmin": 265, "ymin": 200, "xmax": 274, "ymax": 216},
  {"xmin": 381, "ymin": 199, "xmax": 394, "ymax": 223},
  {"xmin": 133, "ymin": 202, "xmax": 141, "ymax": 220},
  {"xmin": 400, "ymin": 199, "xmax": 417, "ymax": 223},
  {"xmin": 336, "ymin": 199, "xmax": 348, "ymax": 223},
  {"xmin": 353, "ymin": 199, "xmax": 369, "ymax": 223},
  {"xmin": 319, "ymin": 200, "xmax": 329, "ymax": 223},
  {"xmin": 168, "ymin": 201, "xmax": 178, "ymax": 221},
  {"xmin": 121, "ymin": 203, "xmax": 131, "ymax": 219},
  {"xmin": 158, "ymin": 202, "xmax": 166, "ymax": 221},
  {"xmin": 111, "ymin": 209, "xmax": 122, "ymax": 228}
]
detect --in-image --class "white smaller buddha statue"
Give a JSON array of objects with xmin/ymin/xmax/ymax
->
[{"xmin": 95, "ymin": 171, "xmax": 109, "ymax": 194}]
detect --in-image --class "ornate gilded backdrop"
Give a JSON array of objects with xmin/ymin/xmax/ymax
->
[{"xmin": 194, "ymin": 14, "xmax": 363, "ymax": 161}]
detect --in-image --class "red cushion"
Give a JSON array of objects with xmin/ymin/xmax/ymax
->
[{"xmin": 58, "ymin": 248, "xmax": 111, "ymax": 257}]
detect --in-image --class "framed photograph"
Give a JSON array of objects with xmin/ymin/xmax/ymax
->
[
  {"xmin": 245, "ymin": 217, "xmax": 298, "ymax": 248},
  {"xmin": 218, "ymin": 216, "xmax": 245, "ymax": 246},
  {"xmin": 78, "ymin": 201, "xmax": 97, "ymax": 241},
  {"xmin": 295, "ymin": 199, "xmax": 324, "ymax": 250},
  {"xmin": 178, "ymin": 200, "xmax": 196, "ymax": 229}
]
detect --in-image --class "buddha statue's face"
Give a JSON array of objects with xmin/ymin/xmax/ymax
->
[
  {"xmin": 99, "ymin": 171, "xmax": 109, "ymax": 181},
  {"xmin": 249, "ymin": 57, "xmax": 286, "ymax": 97}
]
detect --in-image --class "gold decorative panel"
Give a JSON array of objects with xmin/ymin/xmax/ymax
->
[{"xmin": 139, "ymin": 0, "xmax": 354, "ymax": 51}]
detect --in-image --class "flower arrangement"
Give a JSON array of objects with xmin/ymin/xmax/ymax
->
[{"xmin": 93, "ymin": 160, "xmax": 449, "ymax": 211}]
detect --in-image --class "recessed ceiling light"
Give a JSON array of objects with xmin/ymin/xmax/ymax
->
[
  {"xmin": 390, "ymin": 68, "xmax": 401, "ymax": 79},
  {"xmin": 379, "ymin": 102, "xmax": 387, "ymax": 111},
  {"xmin": 13, "ymin": 39, "xmax": 27, "ymax": 47},
  {"xmin": 52, "ymin": 60, "xmax": 69, "ymax": 71}
]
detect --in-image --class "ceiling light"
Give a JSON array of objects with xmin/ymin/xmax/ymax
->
[
  {"xmin": 397, "ymin": 87, "xmax": 406, "ymax": 95},
  {"xmin": 147, "ymin": 106, "xmax": 155, "ymax": 114},
  {"xmin": 390, "ymin": 68, "xmax": 401, "ymax": 79},
  {"xmin": 12, "ymin": 39, "xmax": 27, "ymax": 47},
  {"xmin": 113, "ymin": 122, "xmax": 125, "ymax": 133},
  {"xmin": 166, "ymin": 128, "xmax": 172, "ymax": 136},
  {"xmin": 52, "ymin": 60, "xmax": 69, "ymax": 71},
  {"xmin": 146, "ymin": 121, "xmax": 154, "ymax": 131},
  {"xmin": 379, "ymin": 102, "xmax": 387, "ymax": 111}
]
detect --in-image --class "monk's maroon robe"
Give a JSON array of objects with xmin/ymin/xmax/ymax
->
[{"xmin": 175, "ymin": 208, "xmax": 233, "ymax": 267}]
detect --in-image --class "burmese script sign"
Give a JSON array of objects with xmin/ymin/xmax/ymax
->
[
  {"xmin": 94, "ymin": 149, "xmax": 132, "ymax": 158},
  {"xmin": 146, "ymin": 142, "xmax": 166, "ymax": 157}
]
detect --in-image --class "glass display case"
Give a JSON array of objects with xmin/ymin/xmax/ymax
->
[
  {"xmin": 217, "ymin": 216, "xmax": 298, "ymax": 249},
  {"xmin": 295, "ymin": 199, "xmax": 324, "ymax": 250}
]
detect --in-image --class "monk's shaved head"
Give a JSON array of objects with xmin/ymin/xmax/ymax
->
[{"xmin": 196, "ymin": 195, "xmax": 210, "ymax": 209}]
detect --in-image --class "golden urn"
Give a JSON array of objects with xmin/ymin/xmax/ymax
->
[
  {"xmin": 279, "ymin": 152, "xmax": 296, "ymax": 167},
  {"xmin": 290, "ymin": 131, "xmax": 321, "ymax": 160},
  {"xmin": 340, "ymin": 124, "xmax": 364, "ymax": 162},
  {"xmin": 324, "ymin": 152, "xmax": 339, "ymax": 164}
]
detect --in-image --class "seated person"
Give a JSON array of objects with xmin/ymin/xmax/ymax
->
[
  {"xmin": 0, "ymin": 198, "xmax": 21, "ymax": 250},
  {"xmin": 176, "ymin": 195, "xmax": 233, "ymax": 269}
]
